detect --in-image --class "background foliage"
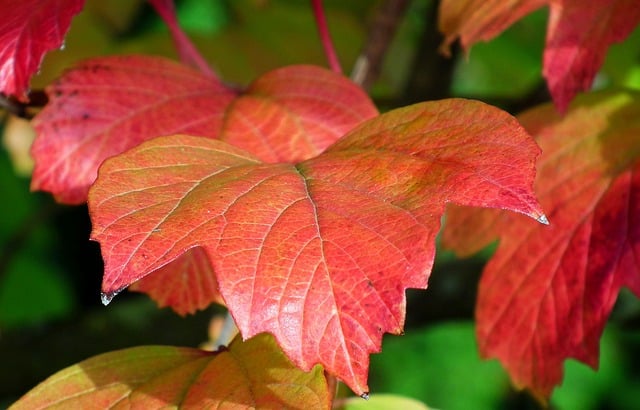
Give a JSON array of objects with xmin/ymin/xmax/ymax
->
[{"xmin": 1, "ymin": 0, "xmax": 640, "ymax": 408}]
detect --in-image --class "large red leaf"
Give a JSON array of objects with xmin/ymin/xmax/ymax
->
[
  {"xmin": 438, "ymin": 0, "xmax": 640, "ymax": 112},
  {"xmin": 11, "ymin": 333, "xmax": 330, "ymax": 409},
  {"xmin": 89, "ymin": 99, "xmax": 546, "ymax": 394},
  {"xmin": 0, "ymin": 0, "xmax": 84, "ymax": 101},
  {"xmin": 31, "ymin": 56, "xmax": 376, "ymax": 204},
  {"xmin": 442, "ymin": 90, "xmax": 640, "ymax": 401}
]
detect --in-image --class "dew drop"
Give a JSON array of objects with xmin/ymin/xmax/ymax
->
[
  {"xmin": 537, "ymin": 214, "xmax": 549, "ymax": 225},
  {"xmin": 360, "ymin": 392, "xmax": 370, "ymax": 400},
  {"xmin": 101, "ymin": 288, "xmax": 123, "ymax": 306},
  {"xmin": 100, "ymin": 293, "xmax": 113, "ymax": 306},
  {"xmin": 59, "ymin": 41, "xmax": 66, "ymax": 51}
]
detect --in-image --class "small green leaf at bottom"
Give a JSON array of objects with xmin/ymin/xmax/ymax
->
[{"xmin": 334, "ymin": 394, "xmax": 432, "ymax": 410}]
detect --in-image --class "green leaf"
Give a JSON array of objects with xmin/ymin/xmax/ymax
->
[{"xmin": 335, "ymin": 394, "xmax": 431, "ymax": 410}]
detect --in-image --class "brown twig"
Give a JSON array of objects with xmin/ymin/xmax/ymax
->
[{"xmin": 351, "ymin": 0, "xmax": 410, "ymax": 89}]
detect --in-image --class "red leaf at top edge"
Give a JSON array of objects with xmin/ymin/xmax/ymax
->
[
  {"xmin": 543, "ymin": 1, "xmax": 640, "ymax": 112},
  {"xmin": 442, "ymin": 90, "xmax": 640, "ymax": 402},
  {"xmin": 438, "ymin": 0, "xmax": 546, "ymax": 57},
  {"xmin": 0, "ymin": 0, "xmax": 85, "ymax": 101},
  {"xmin": 438, "ymin": 0, "xmax": 640, "ymax": 112},
  {"xmin": 89, "ymin": 98, "xmax": 545, "ymax": 394}
]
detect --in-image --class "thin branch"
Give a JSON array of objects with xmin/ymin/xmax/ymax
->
[
  {"xmin": 0, "ymin": 90, "xmax": 48, "ymax": 119},
  {"xmin": 311, "ymin": 0, "xmax": 342, "ymax": 74},
  {"xmin": 351, "ymin": 0, "xmax": 410, "ymax": 89}
]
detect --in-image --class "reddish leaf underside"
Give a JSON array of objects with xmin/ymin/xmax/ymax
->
[
  {"xmin": 11, "ymin": 333, "xmax": 330, "ymax": 410},
  {"xmin": 0, "ymin": 0, "xmax": 85, "ymax": 101},
  {"xmin": 30, "ymin": 56, "xmax": 376, "ymax": 204},
  {"xmin": 129, "ymin": 247, "xmax": 224, "ymax": 315},
  {"xmin": 438, "ymin": 0, "xmax": 640, "ymax": 112},
  {"xmin": 442, "ymin": 90, "xmax": 640, "ymax": 401},
  {"xmin": 89, "ymin": 99, "xmax": 545, "ymax": 394}
]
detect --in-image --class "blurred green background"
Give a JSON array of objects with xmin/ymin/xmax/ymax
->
[{"xmin": 1, "ymin": 1, "xmax": 640, "ymax": 409}]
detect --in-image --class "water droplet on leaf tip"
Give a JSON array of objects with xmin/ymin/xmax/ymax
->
[
  {"xmin": 101, "ymin": 293, "xmax": 113, "ymax": 306},
  {"xmin": 59, "ymin": 42, "xmax": 66, "ymax": 51},
  {"xmin": 360, "ymin": 392, "xmax": 370, "ymax": 400},
  {"xmin": 101, "ymin": 288, "xmax": 123, "ymax": 306},
  {"xmin": 537, "ymin": 214, "xmax": 549, "ymax": 225}
]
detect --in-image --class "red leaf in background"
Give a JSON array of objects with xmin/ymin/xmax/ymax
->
[
  {"xmin": 129, "ymin": 247, "xmax": 225, "ymax": 315},
  {"xmin": 11, "ymin": 334, "xmax": 331, "ymax": 409},
  {"xmin": 438, "ymin": 0, "xmax": 546, "ymax": 52},
  {"xmin": 31, "ymin": 56, "xmax": 234, "ymax": 204},
  {"xmin": 438, "ymin": 0, "xmax": 640, "ymax": 112},
  {"xmin": 89, "ymin": 99, "xmax": 545, "ymax": 394},
  {"xmin": 442, "ymin": 90, "xmax": 640, "ymax": 401},
  {"xmin": 31, "ymin": 56, "xmax": 375, "ymax": 204},
  {"xmin": 0, "ymin": 0, "xmax": 84, "ymax": 101},
  {"xmin": 218, "ymin": 65, "xmax": 378, "ymax": 163}
]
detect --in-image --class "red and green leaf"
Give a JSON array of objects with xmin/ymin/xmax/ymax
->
[
  {"xmin": 88, "ymin": 99, "xmax": 545, "ymax": 394},
  {"xmin": 442, "ymin": 90, "xmax": 640, "ymax": 401},
  {"xmin": 438, "ymin": 0, "xmax": 640, "ymax": 112},
  {"xmin": 0, "ymin": 0, "xmax": 85, "ymax": 101},
  {"xmin": 30, "ymin": 56, "xmax": 376, "ymax": 204},
  {"xmin": 11, "ymin": 333, "xmax": 331, "ymax": 410}
]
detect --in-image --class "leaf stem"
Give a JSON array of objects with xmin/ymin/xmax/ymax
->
[
  {"xmin": 148, "ymin": 0, "xmax": 218, "ymax": 79},
  {"xmin": 311, "ymin": 0, "xmax": 342, "ymax": 74}
]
